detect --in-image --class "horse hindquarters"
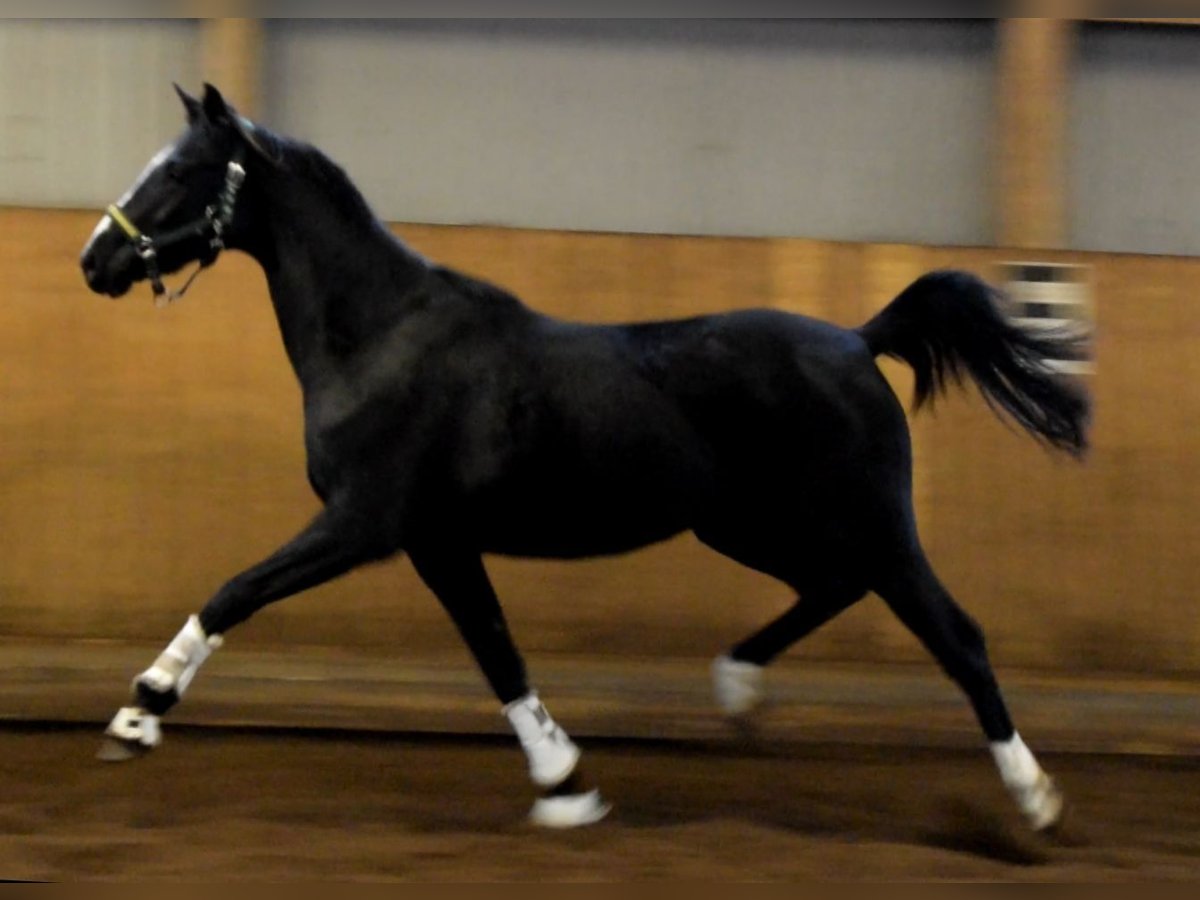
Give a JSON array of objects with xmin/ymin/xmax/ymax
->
[{"xmin": 689, "ymin": 326, "xmax": 1064, "ymax": 831}]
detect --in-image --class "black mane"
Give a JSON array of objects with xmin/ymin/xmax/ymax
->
[{"xmin": 263, "ymin": 126, "xmax": 398, "ymax": 242}]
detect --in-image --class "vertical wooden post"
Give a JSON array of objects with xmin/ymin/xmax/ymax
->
[
  {"xmin": 201, "ymin": 18, "xmax": 264, "ymax": 118},
  {"xmin": 996, "ymin": 18, "xmax": 1072, "ymax": 250}
]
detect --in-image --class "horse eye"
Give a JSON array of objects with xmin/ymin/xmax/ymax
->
[{"xmin": 165, "ymin": 161, "xmax": 185, "ymax": 183}]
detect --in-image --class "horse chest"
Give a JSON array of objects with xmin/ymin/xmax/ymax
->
[{"xmin": 301, "ymin": 397, "xmax": 429, "ymax": 501}]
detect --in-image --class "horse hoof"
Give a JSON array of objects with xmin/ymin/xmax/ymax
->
[
  {"xmin": 96, "ymin": 736, "xmax": 152, "ymax": 762},
  {"xmin": 712, "ymin": 655, "xmax": 765, "ymax": 717},
  {"xmin": 529, "ymin": 789, "xmax": 611, "ymax": 829},
  {"xmin": 97, "ymin": 706, "xmax": 161, "ymax": 762},
  {"xmin": 1027, "ymin": 778, "xmax": 1065, "ymax": 833},
  {"xmin": 1016, "ymin": 773, "xmax": 1065, "ymax": 833}
]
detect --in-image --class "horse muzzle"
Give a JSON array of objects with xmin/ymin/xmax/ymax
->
[{"xmin": 80, "ymin": 239, "xmax": 136, "ymax": 299}]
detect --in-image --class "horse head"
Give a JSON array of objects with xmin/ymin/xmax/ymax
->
[{"xmin": 80, "ymin": 83, "xmax": 276, "ymax": 302}]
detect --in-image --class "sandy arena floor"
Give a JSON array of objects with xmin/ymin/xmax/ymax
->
[{"xmin": 1, "ymin": 725, "xmax": 1197, "ymax": 881}]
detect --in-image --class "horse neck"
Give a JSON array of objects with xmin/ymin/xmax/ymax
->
[{"xmin": 243, "ymin": 170, "xmax": 428, "ymax": 392}]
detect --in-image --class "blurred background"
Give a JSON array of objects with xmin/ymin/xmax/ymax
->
[{"xmin": 0, "ymin": 17, "xmax": 1197, "ymax": 739}]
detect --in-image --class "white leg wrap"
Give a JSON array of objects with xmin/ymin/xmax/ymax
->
[
  {"xmin": 991, "ymin": 732, "xmax": 1064, "ymax": 831},
  {"xmin": 712, "ymin": 654, "xmax": 765, "ymax": 717},
  {"xmin": 104, "ymin": 706, "xmax": 162, "ymax": 749},
  {"xmin": 136, "ymin": 614, "xmax": 224, "ymax": 698},
  {"xmin": 503, "ymin": 692, "xmax": 580, "ymax": 788}
]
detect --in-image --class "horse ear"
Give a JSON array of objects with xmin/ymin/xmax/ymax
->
[
  {"xmin": 202, "ymin": 82, "xmax": 231, "ymax": 123},
  {"xmin": 201, "ymin": 82, "xmax": 281, "ymax": 168},
  {"xmin": 175, "ymin": 83, "xmax": 203, "ymax": 124}
]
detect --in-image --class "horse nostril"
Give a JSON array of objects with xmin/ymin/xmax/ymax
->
[{"xmin": 81, "ymin": 249, "xmax": 99, "ymax": 283}]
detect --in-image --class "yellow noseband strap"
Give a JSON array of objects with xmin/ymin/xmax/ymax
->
[{"xmin": 106, "ymin": 204, "xmax": 143, "ymax": 242}]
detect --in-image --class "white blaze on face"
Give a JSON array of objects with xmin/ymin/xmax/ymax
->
[{"xmin": 83, "ymin": 140, "xmax": 177, "ymax": 255}]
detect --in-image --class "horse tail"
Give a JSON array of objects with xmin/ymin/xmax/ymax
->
[{"xmin": 856, "ymin": 269, "xmax": 1091, "ymax": 458}]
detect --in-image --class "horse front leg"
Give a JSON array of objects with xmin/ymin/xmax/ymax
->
[
  {"xmin": 408, "ymin": 545, "xmax": 610, "ymax": 828},
  {"xmin": 99, "ymin": 505, "xmax": 394, "ymax": 761}
]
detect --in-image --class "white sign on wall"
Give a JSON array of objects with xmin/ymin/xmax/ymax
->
[{"xmin": 998, "ymin": 262, "xmax": 1095, "ymax": 376}]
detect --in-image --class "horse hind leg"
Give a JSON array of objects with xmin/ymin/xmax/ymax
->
[
  {"xmin": 875, "ymin": 547, "xmax": 1064, "ymax": 832},
  {"xmin": 708, "ymin": 556, "xmax": 867, "ymax": 718}
]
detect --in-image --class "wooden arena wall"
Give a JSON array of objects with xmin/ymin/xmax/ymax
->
[{"xmin": 2, "ymin": 208, "xmax": 1197, "ymax": 677}]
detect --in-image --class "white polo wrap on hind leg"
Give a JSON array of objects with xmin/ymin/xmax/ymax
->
[
  {"xmin": 991, "ymin": 732, "xmax": 1063, "ymax": 831},
  {"xmin": 136, "ymin": 614, "xmax": 224, "ymax": 698},
  {"xmin": 712, "ymin": 655, "xmax": 765, "ymax": 717},
  {"xmin": 503, "ymin": 692, "xmax": 580, "ymax": 788}
]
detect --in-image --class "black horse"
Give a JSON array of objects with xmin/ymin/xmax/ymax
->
[{"xmin": 81, "ymin": 84, "xmax": 1089, "ymax": 830}]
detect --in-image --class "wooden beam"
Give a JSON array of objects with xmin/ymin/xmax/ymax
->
[
  {"xmin": 200, "ymin": 18, "xmax": 264, "ymax": 118},
  {"xmin": 996, "ymin": 18, "xmax": 1072, "ymax": 250}
]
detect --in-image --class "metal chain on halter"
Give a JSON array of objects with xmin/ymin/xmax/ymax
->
[{"xmin": 208, "ymin": 158, "xmax": 247, "ymax": 256}]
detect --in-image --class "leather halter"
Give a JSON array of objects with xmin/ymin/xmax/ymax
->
[{"xmin": 105, "ymin": 151, "xmax": 246, "ymax": 306}]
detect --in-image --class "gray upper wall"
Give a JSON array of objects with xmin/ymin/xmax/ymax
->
[
  {"xmin": 0, "ymin": 19, "xmax": 200, "ymax": 209},
  {"xmin": 264, "ymin": 18, "xmax": 997, "ymax": 245},
  {"xmin": 4, "ymin": 18, "xmax": 1200, "ymax": 256},
  {"xmin": 1070, "ymin": 23, "xmax": 1200, "ymax": 258}
]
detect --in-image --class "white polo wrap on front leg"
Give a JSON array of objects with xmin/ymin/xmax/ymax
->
[
  {"xmin": 991, "ymin": 732, "xmax": 1064, "ymax": 831},
  {"xmin": 503, "ymin": 692, "xmax": 580, "ymax": 788},
  {"xmin": 106, "ymin": 706, "xmax": 162, "ymax": 749},
  {"xmin": 136, "ymin": 614, "xmax": 224, "ymax": 698}
]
